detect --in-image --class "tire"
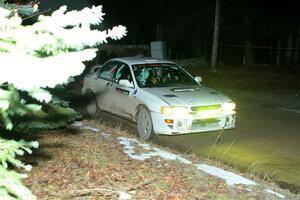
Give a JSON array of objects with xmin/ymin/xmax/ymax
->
[
  {"xmin": 86, "ymin": 91, "xmax": 98, "ymax": 118},
  {"xmin": 136, "ymin": 107, "xmax": 155, "ymax": 140}
]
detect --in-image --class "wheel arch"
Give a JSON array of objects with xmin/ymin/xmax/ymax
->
[
  {"xmin": 85, "ymin": 88, "xmax": 95, "ymax": 95},
  {"xmin": 85, "ymin": 88, "xmax": 98, "ymax": 118},
  {"xmin": 135, "ymin": 104, "xmax": 149, "ymax": 121}
]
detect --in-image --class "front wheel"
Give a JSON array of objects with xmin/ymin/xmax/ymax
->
[{"xmin": 136, "ymin": 108, "xmax": 155, "ymax": 140}]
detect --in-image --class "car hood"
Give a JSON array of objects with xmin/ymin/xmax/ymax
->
[{"xmin": 142, "ymin": 85, "xmax": 231, "ymax": 106}]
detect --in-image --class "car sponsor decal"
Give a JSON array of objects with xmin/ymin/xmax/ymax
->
[{"xmin": 116, "ymin": 88, "xmax": 129, "ymax": 96}]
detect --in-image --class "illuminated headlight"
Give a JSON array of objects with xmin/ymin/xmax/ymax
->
[
  {"xmin": 161, "ymin": 106, "xmax": 190, "ymax": 116},
  {"xmin": 221, "ymin": 102, "xmax": 236, "ymax": 111}
]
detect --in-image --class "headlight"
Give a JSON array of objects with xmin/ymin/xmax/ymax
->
[
  {"xmin": 221, "ymin": 102, "xmax": 236, "ymax": 111},
  {"xmin": 161, "ymin": 106, "xmax": 190, "ymax": 116}
]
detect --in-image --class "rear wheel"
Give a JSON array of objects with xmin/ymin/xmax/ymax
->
[
  {"xmin": 86, "ymin": 91, "xmax": 98, "ymax": 118},
  {"xmin": 136, "ymin": 107, "xmax": 155, "ymax": 140}
]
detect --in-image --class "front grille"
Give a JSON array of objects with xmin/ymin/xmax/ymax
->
[
  {"xmin": 191, "ymin": 104, "xmax": 221, "ymax": 112},
  {"xmin": 193, "ymin": 118, "xmax": 220, "ymax": 124}
]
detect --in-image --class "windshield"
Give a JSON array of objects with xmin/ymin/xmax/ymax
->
[{"xmin": 132, "ymin": 63, "xmax": 198, "ymax": 88}]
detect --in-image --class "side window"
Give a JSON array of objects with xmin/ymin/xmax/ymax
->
[
  {"xmin": 167, "ymin": 67, "xmax": 181, "ymax": 82},
  {"xmin": 114, "ymin": 63, "xmax": 133, "ymax": 83},
  {"xmin": 89, "ymin": 66, "xmax": 100, "ymax": 74},
  {"xmin": 134, "ymin": 67, "xmax": 151, "ymax": 87},
  {"xmin": 98, "ymin": 61, "xmax": 118, "ymax": 81}
]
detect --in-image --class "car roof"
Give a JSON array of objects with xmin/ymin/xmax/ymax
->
[{"xmin": 110, "ymin": 57, "xmax": 175, "ymax": 65}]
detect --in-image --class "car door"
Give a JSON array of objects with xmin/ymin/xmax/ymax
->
[
  {"xmin": 109, "ymin": 62, "xmax": 137, "ymax": 119},
  {"xmin": 92, "ymin": 61, "xmax": 119, "ymax": 112}
]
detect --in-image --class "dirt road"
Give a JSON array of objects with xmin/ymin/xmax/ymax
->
[{"xmin": 154, "ymin": 105, "xmax": 300, "ymax": 193}]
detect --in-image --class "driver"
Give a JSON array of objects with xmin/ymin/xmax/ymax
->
[{"xmin": 150, "ymin": 68, "xmax": 167, "ymax": 85}]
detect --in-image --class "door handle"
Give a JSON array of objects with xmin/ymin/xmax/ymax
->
[{"xmin": 106, "ymin": 82, "xmax": 113, "ymax": 87}]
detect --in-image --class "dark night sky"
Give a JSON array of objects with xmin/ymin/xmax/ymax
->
[
  {"xmin": 96, "ymin": 0, "xmax": 300, "ymax": 39},
  {"xmin": 91, "ymin": 0, "xmax": 300, "ymax": 64}
]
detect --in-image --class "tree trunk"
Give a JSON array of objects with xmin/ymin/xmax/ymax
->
[
  {"xmin": 269, "ymin": 40, "xmax": 273, "ymax": 65},
  {"xmin": 295, "ymin": 28, "xmax": 300, "ymax": 64},
  {"xmin": 243, "ymin": 16, "xmax": 254, "ymax": 66},
  {"xmin": 155, "ymin": 20, "xmax": 163, "ymax": 41},
  {"xmin": 276, "ymin": 38, "xmax": 281, "ymax": 65},
  {"xmin": 285, "ymin": 34, "xmax": 293, "ymax": 64},
  {"xmin": 131, "ymin": 6, "xmax": 138, "ymax": 44},
  {"xmin": 211, "ymin": 0, "xmax": 220, "ymax": 72}
]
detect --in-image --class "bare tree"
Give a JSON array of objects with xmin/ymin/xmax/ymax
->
[
  {"xmin": 285, "ymin": 33, "xmax": 293, "ymax": 64},
  {"xmin": 211, "ymin": 0, "xmax": 220, "ymax": 71},
  {"xmin": 243, "ymin": 16, "xmax": 254, "ymax": 66},
  {"xmin": 295, "ymin": 28, "xmax": 300, "ymax": 64},
  {"xmin": 276, "ymin": 38, "xmax": 282, "ymax": 65}
]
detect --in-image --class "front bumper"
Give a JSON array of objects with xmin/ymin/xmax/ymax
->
[{"xmin": 151, "ymin": 111, "xmax": 236, "ymax": 135}]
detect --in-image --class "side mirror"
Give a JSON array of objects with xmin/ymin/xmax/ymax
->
[
  {"xmin": 194, "ymin": 76, "xmax": 202, "ymax": 83},
  {"xmin": 119, "ymin": 79, "xmax": 134, "ymax": 88}
]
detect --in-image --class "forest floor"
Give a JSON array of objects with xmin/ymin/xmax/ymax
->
[{"xmin": 22, "ymin": 119, "xmax": 298, "ymax": 200}]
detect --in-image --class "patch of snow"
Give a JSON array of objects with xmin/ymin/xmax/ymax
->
[
  {"xmin": 265, "ymin": 189, "xmax": 285, "ymax": 199},
  {"xmin": 119, "ymin": 191, "xmax": 132, "ymax": 200},
  {"xmin": 195, "ymin": 164, "xmax": 257, "ymax": 186},
  {"xmin": 118, "ymin": 137, "xmax": 191, "ymax": 164},
  {"xmin": 118, "ymin": 137, "xmax": 257, "ymax": 187},
  {"xmin": 83, "ymin": 126, "xmax": 100, "ymax": 132},
  {"xmin": 71, "ymin": 121, "xmax": 84, "ymax": 127},
  {"xmin": 100, "ymin": 132, "xmax": 111, "ymax": 139},
  {"xmin": 71, "ymin": 121, "xmax": 100, "ymax": 132},
  {"xmin": 152, "ymin": 147, "xmax": 192, "ymax": 164},
  {"xmin": 277, "ymin": 107, "xmax": 300, "ymax": 114},
  {"xmin": 139, "ymin": 143, "xmax": 152, "ymax": 150}
]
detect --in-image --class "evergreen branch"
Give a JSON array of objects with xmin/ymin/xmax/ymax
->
[{"xmin": 22, "ymin": 8, "xmax": 50, "ymax": 21}]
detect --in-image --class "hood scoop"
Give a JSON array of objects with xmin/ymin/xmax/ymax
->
[
  {"xmin": 163, "ymin": 94, "xmax": 178, "ymax": 98},
  {"xmin": 171, "ymin": 87, "xmax": 199, "ymax": 92}
]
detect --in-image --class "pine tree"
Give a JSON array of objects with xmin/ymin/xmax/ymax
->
[{"xmin": 0, "ymin": 3, "xmax": 126, "ymax": 199}]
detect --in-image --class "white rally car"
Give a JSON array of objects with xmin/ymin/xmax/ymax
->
[{"xmin": 81, "ymin": 57, "xmax": 236, "ymax": 140}]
